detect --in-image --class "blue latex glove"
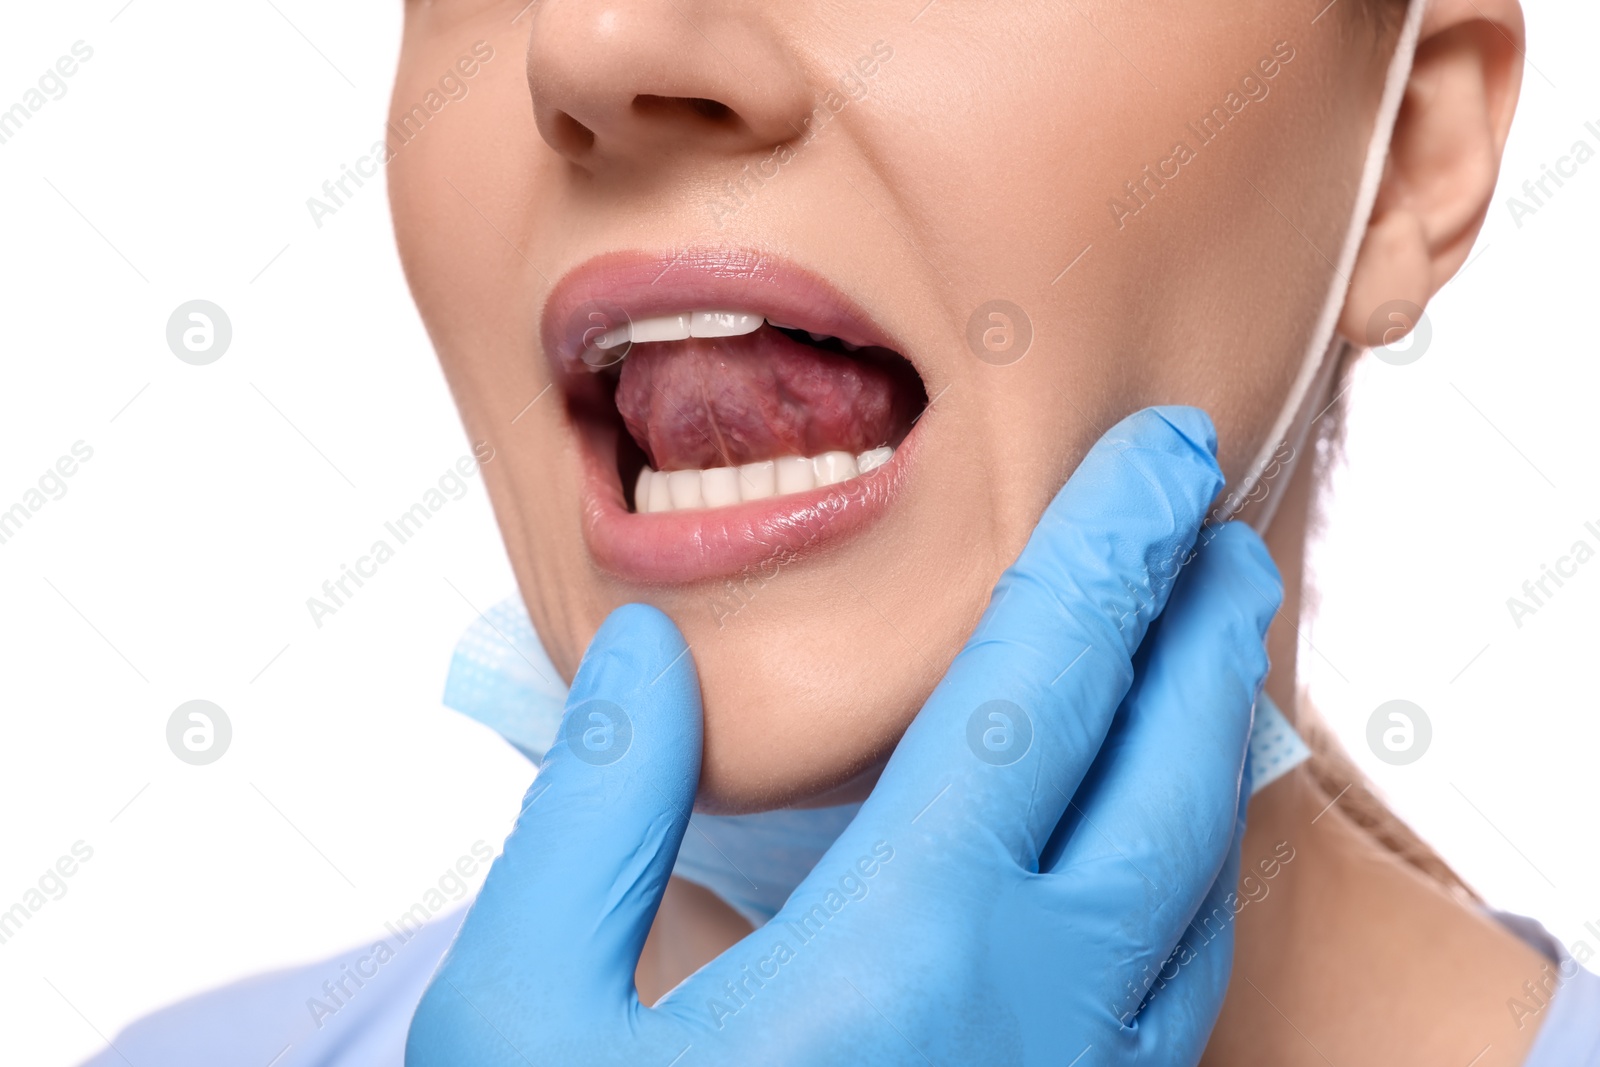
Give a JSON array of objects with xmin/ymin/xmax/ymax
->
[{"xmin": 407, "ymin": 406, "xmax": 1282, "ymax": 1066}]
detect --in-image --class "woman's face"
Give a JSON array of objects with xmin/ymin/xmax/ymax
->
[{"xmin": 391, "ymin": 1, "xmax": 1394, "ymax": 812}]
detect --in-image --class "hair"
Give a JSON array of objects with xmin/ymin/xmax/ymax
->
[{"xmin": 1296, "ymin": 347, "xmax": 1478, "ymax": 901}]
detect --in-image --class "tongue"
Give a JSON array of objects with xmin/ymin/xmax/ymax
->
[{"xmin": 613, "ymin": 328, "xmax": 920, "ymax": 471}]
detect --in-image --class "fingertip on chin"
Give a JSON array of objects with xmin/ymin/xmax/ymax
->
[{"xmin": 590, "ymin": 602, "xmax": 694, "ymax": 669}]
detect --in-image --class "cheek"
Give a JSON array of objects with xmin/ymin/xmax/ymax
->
[
  {"xmin": 851, "ymin": 8, "xmax": 1377, "ymax": 498},
  {"xmin": 388, "ymin": 37, "xmax": 539, "ymax": 330}
]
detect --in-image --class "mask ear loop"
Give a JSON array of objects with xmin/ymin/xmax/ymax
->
[{"xmin": 1223, "ymin": 0, "xmax": 1431, "ymax": 534}]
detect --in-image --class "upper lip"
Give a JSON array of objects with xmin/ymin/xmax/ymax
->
[{"xmin": 540, "ymin": 248, "xmax": 908, "ymax": 380}]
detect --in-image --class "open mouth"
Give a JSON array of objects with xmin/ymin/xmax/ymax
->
[
  {"xmin": 587, "ymin": 310, "xmax": 925, "ymax": 513},
  {"xmin": 541, "ymin": 251, "xmax": 930, "ymax": 582}
]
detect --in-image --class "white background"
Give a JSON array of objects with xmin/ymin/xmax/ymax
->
[{"xmin": 0, "ymin": 2, "xmax": 1595, "ymax": 1064}]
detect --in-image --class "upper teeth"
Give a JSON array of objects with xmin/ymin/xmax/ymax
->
[
  {"xmin": 588, "ymin": 310, "xmax": 859, "ymax": 357},
  {"xmin": 593, "ymin": 310, "xmax": 763, "ymax": 350},
  {"xmin": 634, "ymin": 446, "xmax": 894, "ymax": 513}
]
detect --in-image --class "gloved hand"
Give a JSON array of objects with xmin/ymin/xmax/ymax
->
[{"xmin": 407, "ymin": 406, "xmax": 1282, "ymax": 1066}]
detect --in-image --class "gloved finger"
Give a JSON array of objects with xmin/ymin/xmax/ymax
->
[
  {"xmin": 851, "ymin": 406, "xmax": 1226, "ymax": 869},
  {"xmin": 1125, "ymin": 754, "xmax": 1253, "ymax": 1061},
  {"xmin": 419, "ymin": 604, "xmax": 702, "ymax": 1027},
  {"xmin": 1042, "ymin": 521, "xmax": 1277, "ymax": 1005}
]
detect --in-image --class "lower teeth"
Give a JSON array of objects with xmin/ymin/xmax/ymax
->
[{"xmin": 634, "ymin": 447, "xmax": 894, "ymax": 514}]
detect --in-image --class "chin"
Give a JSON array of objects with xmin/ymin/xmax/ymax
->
[{"xmin": 685, "ymin": 617, "xmax": 930, "ymax": 815}]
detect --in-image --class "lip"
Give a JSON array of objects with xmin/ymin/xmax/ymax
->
[
  {"xmin": 542, "ymin": 249, "xmax": 905, "ymax": 376},
  {"xmin": 541, "ymin": 249, "xmax": 923, "ymax": 584}
]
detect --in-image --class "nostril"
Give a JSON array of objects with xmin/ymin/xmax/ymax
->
[
  {"xmin": 551, "ymin": 111, "xmax": 596, "ymax": 156},
  {"xmin": 685, "ymin": 97, "xmax": 733, "ymax": 122},
  {"xmin": 632, "ymin": 94, "xmax": 738, "ymax": 126}
]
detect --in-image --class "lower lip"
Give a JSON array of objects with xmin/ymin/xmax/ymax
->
[{"xmin": 576, "ymin": 417, "xmax": 917, "ymax": 584}]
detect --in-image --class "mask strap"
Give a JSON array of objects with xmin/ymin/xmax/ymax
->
[{"xmin": 1227, "ymin": 0, "xmax": 1431, "ymax": 534}]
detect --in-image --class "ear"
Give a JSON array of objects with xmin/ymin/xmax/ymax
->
[{"xmin": 1338, "ymin": 0, "xmax": 1525, "ymax": 347}]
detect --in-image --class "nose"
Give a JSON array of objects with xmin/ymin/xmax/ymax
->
[{"xmin": 525, "ymin": 2, "xmax": 814, "ymax": 169}]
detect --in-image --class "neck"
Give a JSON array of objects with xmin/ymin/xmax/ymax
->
[{"xmin": 1206, "ymin": 413, "xmax": 1550, "ymax": 1066}]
